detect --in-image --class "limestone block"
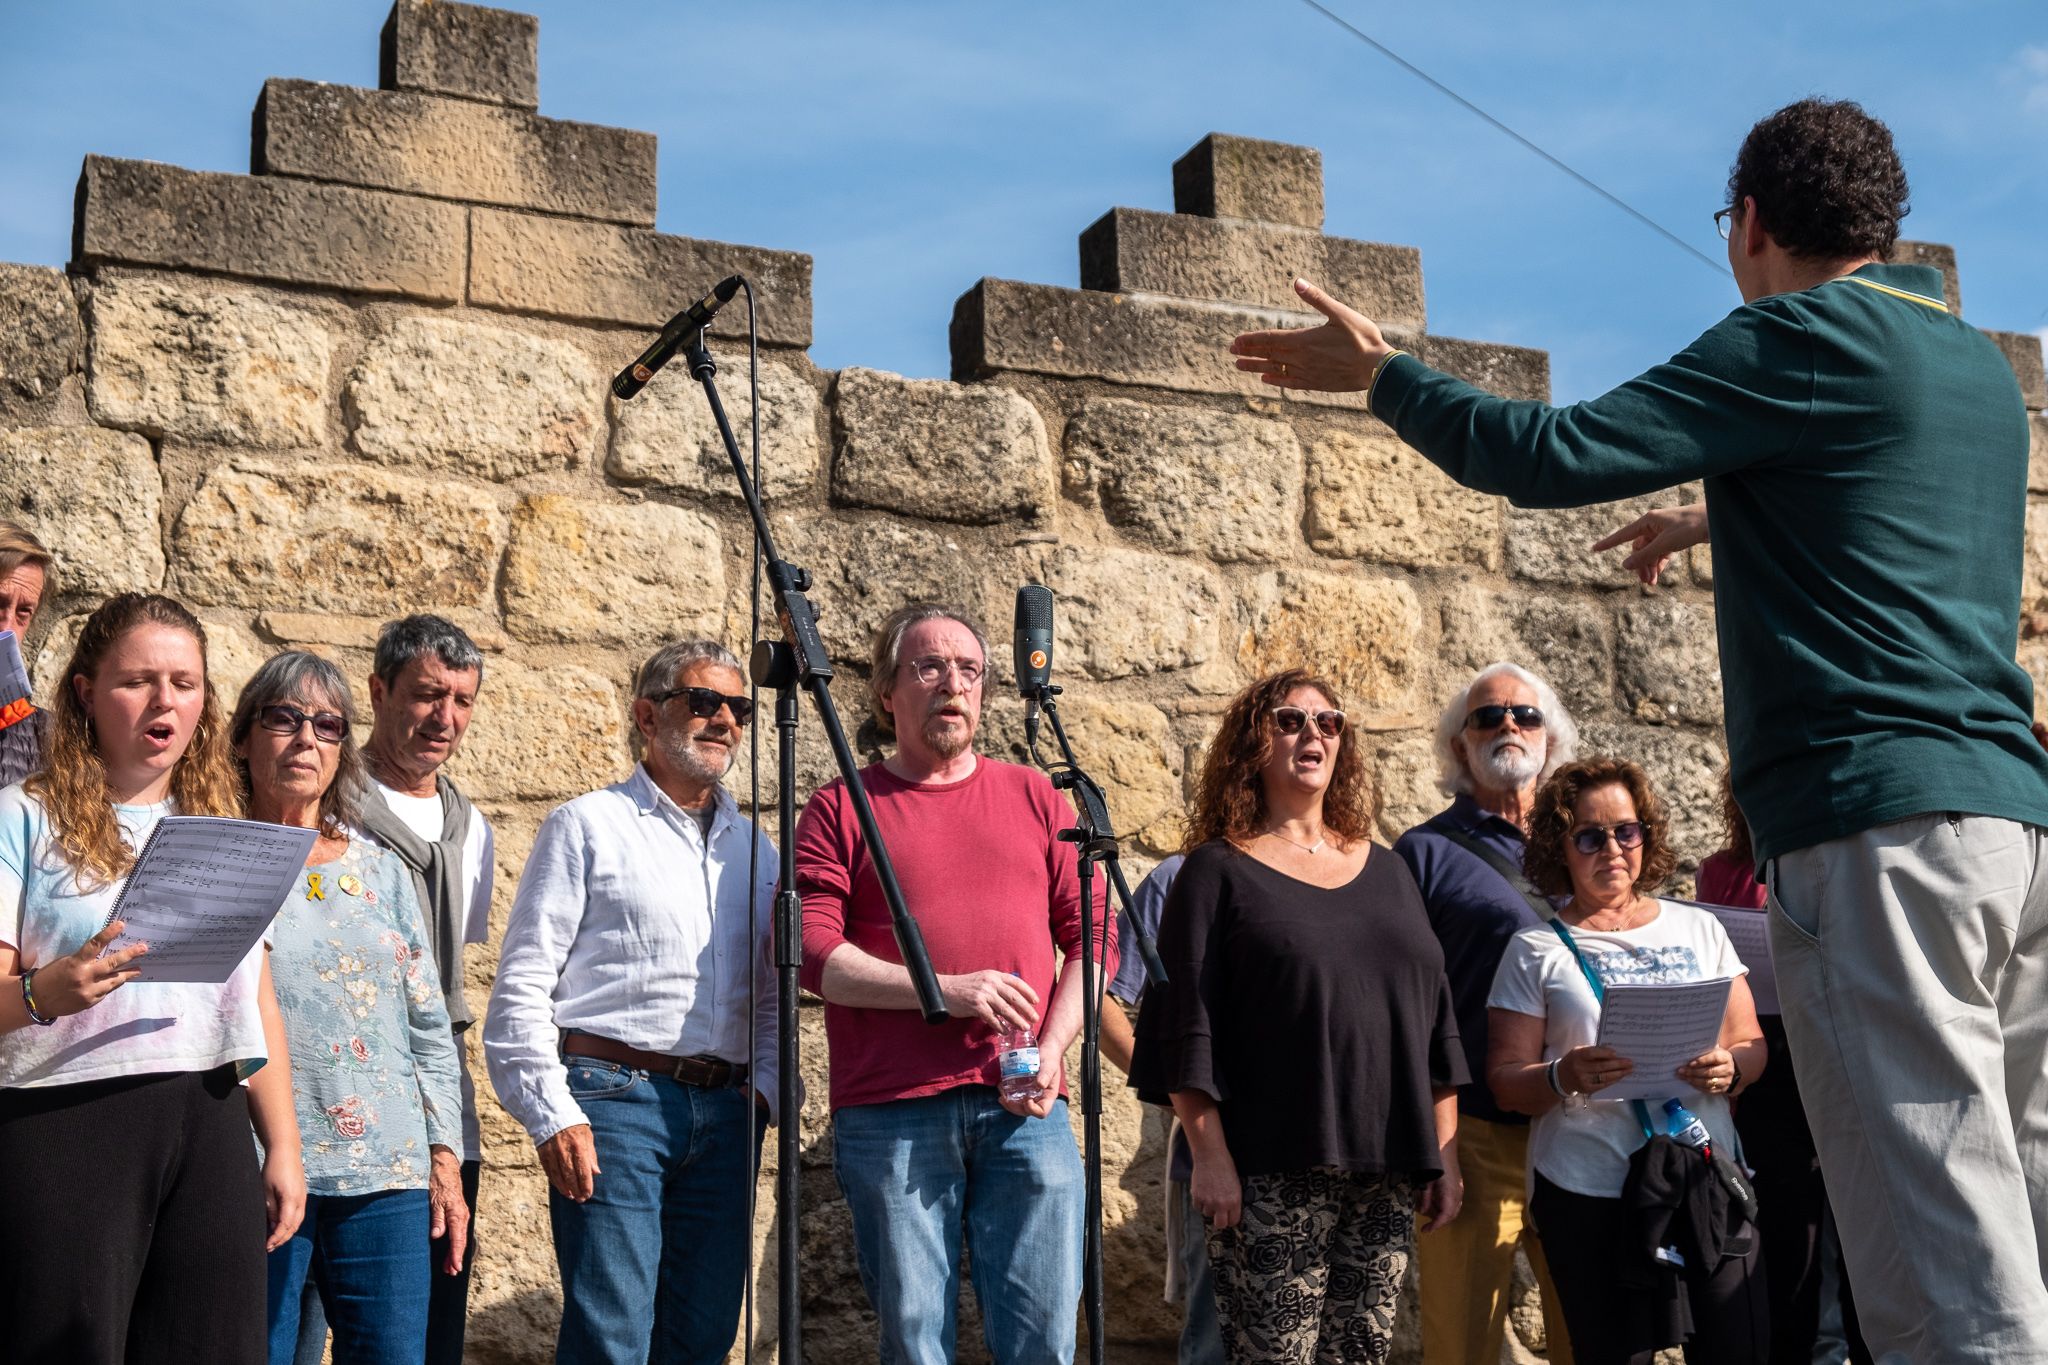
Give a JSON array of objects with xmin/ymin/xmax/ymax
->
[
  {"xmin": 256, "ymin": 609, "xmax": 508, "ymax": 654},
  {"xmin": 256, "ymin": 80, "xmax": 656, "ymax": 227},
  {"xmin": 379, "ymin": 0, "xmax": 538, "ymax": 110},
  {"xmin": 1305, "ymin": 424, "xmax": 1500, "ymax": 569},
  {"xmin": 0, "ymin": 428, "xmax": 165, "ymax": 596},
  {"xmin": 345, "ymin": 315, "xmax": 602, "ymax": 480},
  {"xmin": 1063, "ymin": 399, "xmax": 1302, "ymax": 562},
  {"xmin": 443, "ymin": 657, "xmax": 626, "ymax": 801},
  {"xmin": 500, "ymin": 495, "xmax": 725, "ymax": 645},
  {"xmin": 2029, "ymin": 416, "xmax": 2048, "ymax": 495},
  {"xmin": 33, "ymin": 612, "xmax": 267, "ymax": 710},
  {"xmin": 1578, "ymin": 721, "xmax": 1726, "ymax": 867},
  {"xmin": 172, "ymin": 461, "xmax": 505, "ymax": 614},
  {"xmin": 951, "ymin": 278, "xmax": 1373, "ymax": 412},
  {"xmin": 832, "ymin": 369, "xmax": 1053, "ymax": 524},
  {"xmin": 1078, "ymin": 208, "xmax": 1424, "ymax": 328},
  {"xmin": 1236, "ymin": 569, "xmax": 1425, "ymax": 716},
  {"xmin": 1891, "ymin": 240, "xmax": 1961, "ymax": 315},
  {"xmin": 75, "ymin": 157, "xmax": 464, "ymax": 303},
  {"xmin": 608, "ymin": 353, "xmax": 818, "ymax": 501},
  {"xmin": 88, "ymin": 276, "xmax": 330, "ymax": 447},
  {"xmin": 1507, "ymin": 489, "xmax": 1698, "ymax": 588},
  {"xmin": 1042, "ymin": 545, "xmax": 1223, "ymax": 681},
  {"xmin": 1617, "ymin": 598, "xmax": 1723, "ymax": 725},
  {"xmin": 1370, "ymin": 729, "xmax": 1444, "ymax": 842},
  {"xmin": 1172, "ymin": 133, "xmax": 1323, "ymax": 230},
  {"xmin": 469, "ymin": 208, "xmax": 813, "ymax": 348},
  {"xmin": 2022, "ymin": 645, "xmax": 2048, "ymax": 724},
  {"xmin": 1434, "ymin": 585, "xmax": 1617, "ymax": 721},
  {"xmin": 1987, "ymin": 329, "xmax": 2048, "ymax": 410},
  {"xmin": 2027, "ymin": 503, "xmax": 2048, "ymax": 609},
  {"xmin": 1042, "ymin": 694, "xmax": 1183, "ymax": 854},
  {"xmin": 0, "ymin": 264, "xmax": 82, "ymax": 412},
  {"xmin": 1422, "ymin": 334, "xmax": 1551, "ymax": 401}
]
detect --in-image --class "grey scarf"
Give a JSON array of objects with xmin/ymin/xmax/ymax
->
[{"xmin": 358, "ymin": 775, "xmax": 477, "ymax": 1032}]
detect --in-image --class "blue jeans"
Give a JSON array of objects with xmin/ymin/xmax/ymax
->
[
  {"xmin": 833, "ymin": 1087, "xmax": 1084, "ymax": 1365},
  {"xmin": 549, "ymin": 1059, "xmax": 763, "ymax": 1365},
  {"xmin": 266, "ymin": 1188, "xmax": 430, "ymax": 1365}
]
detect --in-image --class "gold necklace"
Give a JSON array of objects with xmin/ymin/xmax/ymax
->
[
  {"xmin": 1572, "ymin": 896, "xmax": 1645, "ymax": 931},
  {"xmin": 1262, "ymin": 827, "xmax": 1327, "ymax": 855}
]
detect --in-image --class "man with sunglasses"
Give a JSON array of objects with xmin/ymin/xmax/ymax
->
[
  {"xmin": 1234, "ymin": 99, "xmax": 2048, "ymax": 1363},
  {"xmin": 484, "ymin": 638, "xmax": 777, "ymax": 1365}
]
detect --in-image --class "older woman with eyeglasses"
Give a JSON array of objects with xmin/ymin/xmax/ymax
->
[
  {"xmin": 1131, "ymin": 668, "xmax": 1466, "ymax": 1364},
  {"xmin": 231, "ymin": 652, "xmax": 464, "ymax": 1365},
  {"xmin": 1486, "ymin": 756, "xmax": 1768, "ymax": 1365}
]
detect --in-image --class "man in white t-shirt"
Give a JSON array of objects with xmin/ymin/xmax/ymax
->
[{"xmin": 354, "ymin": 614, "xmax": 496, "ymax": 1365}]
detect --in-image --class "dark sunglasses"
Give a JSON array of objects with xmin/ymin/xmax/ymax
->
[
  {"xmin": 257, "ymin": 704, "xmax": 348, "ymax": 745},
  {"xmin": 649, "ymin": 686, "xmax": 754, "ymax": 725},
  {"xmin": 1465, "ymin": 704, "xmax": 1544, "ymax": 732},
  {"xmin": 1570, "ymin": 821, "xmax": 1645, "ymax": 856},
  {"xmin": 1270, "ymin": 706, "xmax": 1346, "ymax": 739}
]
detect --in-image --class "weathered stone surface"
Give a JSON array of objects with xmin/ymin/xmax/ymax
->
[
  {"xmin": 445, "ymin": 657, "xmax": 627, "ymax": 801},
  {"xmin": 257, "ymin": 79, "xmax": 656, "ymax": 226},
  {"xmin": 1507, "ymin": 489, "xmax": 1698, "ymax": 588},
  {"xmin": 1578, "ymin": 720, "xmax": 1726, "ymax": 867},
  {"xmin": 0, "ymin": 264, "xmax": 82, "ymax": 412},
  {"xmin": 951, "ymin": 278, "xmax": 1374, "ymax": 412},
  {"xmin": 2027, "ymin": 503, "xmax": 2048, "ymax": 609},
  {"xmin": 1987, "ymin": 328, "xmax": 2048, "ymax": 410},
  {"xmin": 1434, "ymin": 586, "xmax": 1617, "ymax": 721},
  {"xmin": 1034, "ymin": 693, "xmax": 1183, "ymax": 854},
  {"xmin": 1236, "ymin": 569, "xmax": 1425, "ymax": 717},
  {"xmin": 1370, "ymin": 730, "xmax": 1443, "ymax": 842},
  {"xmin": 1172, "ymin": 133, "xmax": 1323, "ymax": 230},
  {"xmin": 1891, "ymin": 240, "xmax": 1961, "ymax": 315},
  {"xmin": 2029, "ymin": 415, "xmax": 2048, "ymax": 495},
  {"xmin": 1064, "ymin": 399, "xmax": 1302, "ymax": 562},
  {"xmin": 1617, "ymin": 598, "xmax": 1723, "ymax": 725},
  {"xmin": 380, "ymin": 0, "xmax": 538, "ymax": 110},
  {"xmin": 832, "ymin": 368, "xmax": 1053, "ymax": 524},
  {"xmin": 1306, "ymin": 424, "xmax": 1500, "ymax": 569},
  {"xmin": 89, "ymin": 276, "xmax": 331, "ymax": 446},
  {"xmin": 1041, "ymin": 545, "xmax": 1222, "ymax": 680},
  {"xmin": 501, "ymin": 495, "xmax": 725, "ymax": 645},
  {"xmin": 0, "ymin": 428, "xmax": 165, "ymax": 595},
  {"xmin": 1079, "ymin": 208, "xmax": 1424, "ymax": 328},
  {"xmin": 470, "ymin": 208, "xmax": 813, "ymax": 347},
  {"xmin": 172, "ymin": 461, "xmax": 505, "ymax": 613},
  {"xmin": 609, "ymin": 353, "xmax": 819, "ymax": 501},
  {"xmin": 2022, "ymin": 645, "xmax": 2048, "ymax": 724},
  {"xmin": 74, "ymin": 156, "xmax": 465, "ymax": 302},
  {"xmin": 33, "ymin": 612, "xmax": 268, "ymax": 710},
  {"xmin": 1423, "ymin": 334, "xmax": 1551, "ymax": 401},
  {"xmin": 345, "ymin": 315, "xmax": 602, "ymax": 479},
  {"xmin": 256, "ymin": 609, "xmax": 508, "ymax": 653}
]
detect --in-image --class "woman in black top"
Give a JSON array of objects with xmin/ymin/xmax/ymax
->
[{"xmin": 1131, "ymin": 668, "xmax": 1467, "ymax": 1364}]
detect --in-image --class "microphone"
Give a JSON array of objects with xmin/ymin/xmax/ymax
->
[
  {"xmin": 1014, "ymin": 584, "xmax": 1054, "ymax": 750},
  {"xmin": 609, "ymin": 275, "xmax": 745, "ymax": 400}
]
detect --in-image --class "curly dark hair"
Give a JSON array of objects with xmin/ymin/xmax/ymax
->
[
  {"xmin": 1183, "ymin": 669, "xmax": 1377, "ymax": 853},
  {"xmin": 1726, "ymin": 98, "xmax": 1908, "ymax": 261},
  {"xmin": 1523, "ymin": 756, "xmax": 1676, "ymax": 899}
]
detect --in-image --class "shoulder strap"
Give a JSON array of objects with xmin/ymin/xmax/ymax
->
[
  {"xmin": 1439, "ymin": 825, "xmax": 1554, "ymax": 923},
  {"xmin": 1550, "ymin": 918, "xmax": 1658, "ymax": 1141}
]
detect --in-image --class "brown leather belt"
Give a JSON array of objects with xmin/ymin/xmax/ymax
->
[{"xmin": 563, "ymin": 1033, "xmax": 747, "ymax": 1089}]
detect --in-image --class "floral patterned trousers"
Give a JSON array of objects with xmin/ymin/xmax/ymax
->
[{"xmin": 1205, "ymin": 1168, "xmax": 1417, "ymax": 1364}]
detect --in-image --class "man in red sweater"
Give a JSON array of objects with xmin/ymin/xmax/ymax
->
[{"xmin": 796, "ymin": 601, "xmax": 1114, "ymax": 1364}]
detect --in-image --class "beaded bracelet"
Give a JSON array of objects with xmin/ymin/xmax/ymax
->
[
  {"xmin": 21, "ymin": 968, "xmax": 57, "ymax": 1027},
  {"xmin": 1545, "ymin": 1056, "xmax": 1567, "ymax": 1098}
]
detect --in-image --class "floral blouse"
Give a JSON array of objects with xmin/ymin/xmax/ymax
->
[{"xmin": 269, "ymin": 836, "xmax": 460, "ymax": 1195}]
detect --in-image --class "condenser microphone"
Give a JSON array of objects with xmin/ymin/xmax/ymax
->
[
  {"xmin": 609, "ymin": 275, "xmax": 745, "ymax": 400},
  {"xmin": 1014, "ymin": 584, "xmax": 1054, "ymax": 750}
]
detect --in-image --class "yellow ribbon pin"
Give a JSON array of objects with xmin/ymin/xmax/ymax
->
[{"xmin": 306, "ymin": 873, "xmax": 326, "ymax": 901}]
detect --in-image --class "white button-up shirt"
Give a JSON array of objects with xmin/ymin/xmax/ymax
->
[{"xmin": 484, "ymin": 766, "xmax": 778, "ymax": 1145}]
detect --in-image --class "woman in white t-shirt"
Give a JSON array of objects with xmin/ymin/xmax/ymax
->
[
  {"xmin": 0, "ymin": 593, "xmax": 305, "ymax": 1365},
  {"xmin": 1486, "ymin": 756, "xmax": 1768, "ymax": 1365}
]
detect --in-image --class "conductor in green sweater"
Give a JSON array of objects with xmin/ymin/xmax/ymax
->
[{"xmin": 1233, "ymin": 98, "xmax": 2048, "ymax": 1364}]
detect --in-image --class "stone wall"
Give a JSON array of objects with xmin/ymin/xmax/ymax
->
[{"xmin": 3, "ymin": 5, "xmax": 2046, "ymax": 1363}]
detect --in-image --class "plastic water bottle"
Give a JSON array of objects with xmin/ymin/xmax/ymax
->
[
  {"xmin": 998, "ymin": 977, "xmax": 1044, "ymax": 1103},
  {"xmin": 1662, "ymin": 1098, "xmax": 1712, "ymax": 1156}
]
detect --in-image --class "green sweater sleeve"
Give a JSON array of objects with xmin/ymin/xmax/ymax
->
[{"xmin": 1370, "ymin": 302, "xmax": 1816, "ymax": 509}]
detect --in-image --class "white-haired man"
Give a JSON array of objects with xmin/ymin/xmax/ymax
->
[{"xmin": 1393, "ymin": 662, "xmax": 1579, "ymax": 1365}]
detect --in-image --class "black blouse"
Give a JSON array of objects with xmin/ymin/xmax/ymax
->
[{"xmin": 1128, "ymin": 839, "xmax": 1467, "ymax": 1181}]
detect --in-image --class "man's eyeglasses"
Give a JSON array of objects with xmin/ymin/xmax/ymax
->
[
  {"xmin": 1570, "ymin": 821, "xmax": 1645, "ymax": 856},
  {"xmin": 257, "ymin": 704, "xmax": 349, "ymax": 745},
  {"xmin": 908, "ymin": 656, "xmax": 984, "ymax": 687},
  {"xmin": 648, "ymin": 686, "xmax": 755, "ymax": 725},
  {"xmin": 1465, "ymin": 704, "xmax": 1544, "ymax": 732},
  {"xmin": 1715, "ymin": 207, "xmax": 1737, "ymax": 241},
  {"xmin": 1271, "ymin": 706, "xmax": 1346, "ymax": 739}
]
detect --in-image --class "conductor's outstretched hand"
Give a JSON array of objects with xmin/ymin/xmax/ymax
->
[{"xmin": 1230, "ymin": 279, "xmax": 1396, "ymax": 393}]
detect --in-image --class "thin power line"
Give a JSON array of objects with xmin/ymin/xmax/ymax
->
[{"xmin": 1297, "ymin": 0, "xmax": 1732, "ymax": 278}]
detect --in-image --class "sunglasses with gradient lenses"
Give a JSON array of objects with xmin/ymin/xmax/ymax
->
[
  {"xmin": 1570, "ymin": 821, "xmax": 1645, "ymax": 856},
  {"xmin": 1270, "ymin": 706, "xmax": 1346, "ymax": 739},
  {"xmin": 649, "ymin": 686, "xmax": 755, "ymax": 725},
  {"xmin": 257, "ymin": 704, "xmax": 349, "ymax": 745},
  {"xmin": 1465, "ymin": 703, "xmax": 1544, "ymax": 732}
]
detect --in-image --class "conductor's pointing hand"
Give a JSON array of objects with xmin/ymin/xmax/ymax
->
[{"xmin": 1230, "ymin": 279, "xmax": 1396, "ymax": 393}]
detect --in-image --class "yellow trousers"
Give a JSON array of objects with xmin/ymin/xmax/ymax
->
[{"xmin": 1416, "ymin": 1115, "xmax": 1574, "ymax": 1364}]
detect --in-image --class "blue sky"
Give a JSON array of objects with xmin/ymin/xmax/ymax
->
[{"xmin": 3, "ymin": 1, "xmax": 2044, "ymax": 403}]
